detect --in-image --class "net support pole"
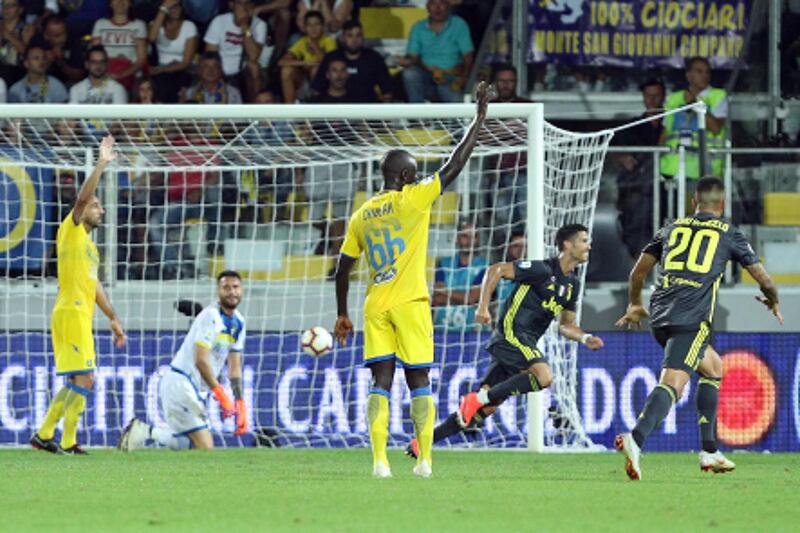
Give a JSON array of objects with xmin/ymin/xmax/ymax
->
[
  {"xmin": 677, "ymin": 146, "xmax": 686, "ymax": 218},
  {"xmin": 697, "ymin": 103, "xmax": 709, "ymax": 177},
  {"xmin": 724, "ymin": 140, "xmax": 734, "ymax": 283},
  {"xmin": 526, "ymin": 107, "xmax": 545, "ymax": 453}
]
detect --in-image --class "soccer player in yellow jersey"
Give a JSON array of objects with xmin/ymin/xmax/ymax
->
[
  {"xmin": 334, "ymin": 82, "xmax": 490, "ymax": 478},
  {"xmin": 30, "ymin": 135, "xmax": 127, "ymax": 455}
]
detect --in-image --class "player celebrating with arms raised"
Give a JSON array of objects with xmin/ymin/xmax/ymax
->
[
  {"xmin": 615, "ymin": 177, "xmax": 782, "ymax": 480},
  {"xmin": 334, "ymin": 82, "xmax": 491, "ymax": 478},
  {"xmin": 405, "ymin": 224, "xmax": 603, "ymax": 455},
  {"xmin": 31, "ymin": 135, "xmax": 126, "ymax": 455},
  {"xmin": 119, "ymin": 271, "xmax": 248, "ymax": 450}
]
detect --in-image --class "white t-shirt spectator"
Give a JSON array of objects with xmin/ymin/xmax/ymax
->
[
  {"xmin": 156, "ymin": 20, "xmax": 198, "ymax": 66},
  {"xmin": 69, "ymin": 77, "xmax": 128, "ymax": 104},
  {"xmin": 203, "ymin": 12, "xmax": 267, "ymax": 76},
  {"xmin": 92, "ymin": 19, "xmax": 147, "ymax": 63}
]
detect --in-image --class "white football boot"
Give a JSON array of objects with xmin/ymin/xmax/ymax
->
[
  {"xmin": 118, "ymin": 418, "xmax": 149, "ymax": 452},
  {"xmin": 373, "ymin": 460, "xmax": 392, "ymax": 478},
  {"xmin": 614, "ymin": 433, "xmax": 642, "ymax": 481},
  {"xmin": 699, "ymin": 450, "xmax": 736, "ymax": 473},
  {"xmin": 412, "ymin": 459, "xmax": 432, "ymax": 478}
]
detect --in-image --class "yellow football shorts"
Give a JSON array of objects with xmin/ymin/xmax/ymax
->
[
  {"xmin": 364, "ymin": 299, "xmax": 434, "ymax": 368},
  {"xmin": 51, "ymin": 309, "xmax": 96, "ymax": 375}
]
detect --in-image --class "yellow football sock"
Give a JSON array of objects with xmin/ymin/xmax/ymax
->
[
  {"xmin": 410, "ymin": 388, "xmax": 435, "ymax": 464},
  {"xmin": 367, "ymin": 390, "xmax": 390, "ymax": 467},
  {"xmin": 38, "ymin": 387, "xmax": 69, "ymax": 440},
  {"xmin": 59, "ymin": 384, "xmax": 90, "ymax": 450}
]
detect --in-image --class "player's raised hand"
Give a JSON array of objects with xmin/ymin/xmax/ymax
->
[
  {"xmin": 98, "ymin": 135, "xmax": 117, "ymax": 163},
  {"xmin": 615, "ymin": 304, "xmax": 649, "ymax": 329},
  {"xmin": 475, "ymin": 81, "xmax": 490, "ymax": 120},
  {"xmin": 475, "ymin": 307, "xmax": 492, "ymax": 326},
  {"xmin": 334, "ymin": 315, "xmax": 354, "ymax": 346},
  {"xmin": 212, "ymin": 384, "xmax": 235, "ymax": 418},
  {"xmin": 110, "ymin": 318, "xmax": 126, "ymax": 348},
  {"xmin": 234, "ymin": 399, "xmax": 248, "ymax": 436},
  {"xmin": 755, "ymin": 295, "xmax": 784, "ymax": 325}
]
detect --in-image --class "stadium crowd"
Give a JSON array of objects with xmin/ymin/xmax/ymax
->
[{"xmin": 2, "ymin": 0, "xmax": 785, "ymax": 288}]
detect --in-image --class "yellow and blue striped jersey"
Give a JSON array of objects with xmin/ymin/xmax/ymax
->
[
  {"xmin": 341, "ymin": 172, "xmax": 442, "ymax": 317},
  {"xmin": 53, "ymin": 210, "xmax": 99, "ymax": 318}
]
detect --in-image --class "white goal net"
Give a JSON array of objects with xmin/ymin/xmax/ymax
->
[{"xmin": 0, "ymin": 104, "xmax": 612, "ymax": 450}]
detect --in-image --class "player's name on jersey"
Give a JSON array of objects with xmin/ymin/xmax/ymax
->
[
  {"xmin": 672, "ymin": 217, "xmax": 729, "ymax": 231},
  {"xmin": 362, "ymin": 202, "xmax": 394, "ymax": 220}
]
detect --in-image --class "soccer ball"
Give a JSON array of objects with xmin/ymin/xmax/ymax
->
[{"xmin": 301, "ymin": 326, "xmax": 333, "ymax": 357}]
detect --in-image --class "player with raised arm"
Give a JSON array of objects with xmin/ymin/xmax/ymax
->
[
  {"xmin": 334, "ymin": 82, "xmax": 490, "ymax": 478},
  {"xmin": 404, "ymin": 224, "xmax": 603, "ymax": 457},
  {"xmin": 118, "ymin": 271, "xmax": 248, "ymax": 451},
  {"xmin": 31, "ymin": 135, "xmax": 127, "ymax": 455},
  {"xmin": 615, "ymin": 176, "xmax": 782, "ymax": 480}
]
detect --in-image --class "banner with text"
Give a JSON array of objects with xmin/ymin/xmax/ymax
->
[
  {"xmin": 528, "ymin": 0, "xmax": 751, "ymax": 68},
  {"xmin": 1, "ymin": 331, "xmax": 797, "ymax": 451}
]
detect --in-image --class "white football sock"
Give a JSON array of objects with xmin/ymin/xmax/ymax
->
[{"xmin": 150, "ymin": 426, "xmax": 190, "ymax": 450}]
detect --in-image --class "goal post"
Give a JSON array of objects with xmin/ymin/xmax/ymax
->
[{"xmin": 0, "ymin": 102, "xmax": 614, "ymax": 452}]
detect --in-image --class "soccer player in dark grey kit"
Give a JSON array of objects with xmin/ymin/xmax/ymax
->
[
  {"xmin": 615, "ymin": 176, "xmax": 783, "ymax": 480},
  {"xmin": 406, "ymin": 224, "xmax": 604, "ymax": 457}
]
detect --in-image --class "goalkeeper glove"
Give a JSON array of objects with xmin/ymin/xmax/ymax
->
[
  {"xmin": 212, "ymin": 384, "xmax": 235, "ymax": 418},
  {"xmin": 234, "ymin": 399, "xmax": 248, "ymax": 436}
]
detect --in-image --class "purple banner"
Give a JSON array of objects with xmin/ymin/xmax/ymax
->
[{"xmin": 528, "ymin": 0, "xmax": 751, "ymax": 69}]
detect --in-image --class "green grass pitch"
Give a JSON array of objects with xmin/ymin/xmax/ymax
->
[{"xmin": 1, "ymin": 449, "xmax": 798, "ymax": 532}]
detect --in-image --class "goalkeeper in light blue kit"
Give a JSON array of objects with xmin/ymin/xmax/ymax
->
[{"xmin": 118, "ymin": 271, "xmax": 248, "ymax": 450}]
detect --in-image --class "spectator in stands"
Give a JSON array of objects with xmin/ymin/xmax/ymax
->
[
  {"xmin": 62, "ymin": 0, "xmax": 110, "ymax": 50},
  {"xmin": 148, "ymin": 0, "xmax": 198, "ymax": 103},
  {"xmin": 432, "ymin": 222, "xmax": 488, "ymax": 329},
  {"xmin": 253, "ymin": 1, "xmax": 291, "ymax": 56},
  {"xmin": 400, "ymin": 0, "xmax": 474, "ymax": 103},
  {"xmin": 42, "ymin": 15, "xmax": 86, "ymax": 85},
  {"xmin": 181, "ymin": 0, "xmax": 219, "ymax": 32},
  {"xmin": 91, "ymin": 0, "xmax": 147, "ymax": 91},
  {"xmin": 204, "ymin": 0, "xmax": 268, "ymax": 102},
  {"xmin": 660, "ymin": 56, "xmax": 728, "ymax": 182},
  {"xmin": 300, "ymin": 161, "xmax": 356, "ymax": 276},
  {"xmin": 0, "ymin": 77, "xmax": 6, "ymax": 101},
  {"xmin": 495, "ymin": 232, "xmax": 525, "ymax": 311},
  {"xmin": 484, "ymin": 64, "xmax": 530, "ymax": 240},
  {"xmin": 311, "ymin": 20, "xmax": 392, "ymax": 103},
  {"xmin": 612, "ymin": 78, "xmax": 665, "ymax": 258},
  {"xmin": 307, "ymin": 57, "xmax": 354, "ymax": 102},
  {"xmin": 278, "ymin": 10, "xmax": 336, "ymax": 103},
  {"xmin": 148, "ymin": 142, "xmax": 223, "ymax": 279},
  {"xmin": 69, "ymin": 45, "xmax": 128, "ymax": 103},
  {"xmin": 8, "ymin": 42, "xmax": 68, "ymax": 103},
  {"xmin": 296, "ymin": 0, "xmax": 352, "ymax": 33},
  {"xmin": 180, "ymin": 51, "xmax": 242, "ymax": 103},
  {"xmin": 0, "ymin": 0, "xmax": 35, "ymax": 86}
]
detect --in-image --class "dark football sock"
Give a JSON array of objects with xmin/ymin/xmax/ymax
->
[
  {"xmin": 487, "ymin": 373, "xmax": 541, "ymax": 404},
  {"xmin": 632, "ymin": 384, "xmax": 677, "ymax": 449},
  {"xmin": 697, "ymin": 377, "xmax": 721, "ymax": 453},
  {"xmin": 432, "ymin": 412, "xmax": 463, "ymax": 443}
]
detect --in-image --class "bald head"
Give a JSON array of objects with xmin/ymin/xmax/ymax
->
[
  {"xmin": 380, "ymin": 149, "xmax": 417, "ymax": 190},
  {"xmin": 694, "ymin": 176, "xmax": 725, "ymax": 211}
]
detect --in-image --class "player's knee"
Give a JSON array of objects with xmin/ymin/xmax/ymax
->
[
  {"xmin": 530, "ymin": 366, "xmax": 552, "ymax": 389},
  {"xmin": 404, "ymin": 368, "xmax": 429, "ymax": 390}
]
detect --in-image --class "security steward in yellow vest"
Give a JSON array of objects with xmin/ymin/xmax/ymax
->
[{"xmin": 660, "ymin": 57, "xmax": 728, "ymax": 180}]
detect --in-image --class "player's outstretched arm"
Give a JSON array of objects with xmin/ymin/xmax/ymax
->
[
  {"xmin": 615, "ymin": 252, "xmax": 657, "ymax": 329},
  {"xmin": 96, "ymin": 283, "xmax": 126, "ymax": 348},
  {"xmin": 334, "ymin": 255, "xmax": 356, "ymax": 345},
  {"xmin": 475, "ymin": 262, "xmax": 514, "ymax": 325},
  {"xmin": 195, "ymin": 344, "xmax": 235, "ymax": 417},
  {"xmin": 438, "ymin": 81, "xmax": 490, "ymax": 190},
  {"xmin": 746, "ymin": 263, "xmax": 783, "ymax": 325},
  {"xmin": 559, "ymin": 310, "xmax": 603, "ymax": 350},
  {"xmin": 72, "ymin": 135, "xmax": 117, "ymax": 224},
  {"xmin": 228, "ymin": 351, "xmax": 247, "ymax": 435}
]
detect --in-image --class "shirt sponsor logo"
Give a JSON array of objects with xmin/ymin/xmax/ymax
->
[{"xmin": 373, "ymin": 267, "xmax": 397, "ymax": 285}]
